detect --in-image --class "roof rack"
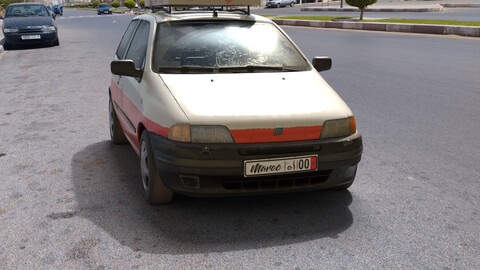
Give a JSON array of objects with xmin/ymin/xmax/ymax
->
[
  {"xmin": 152, "ymin": 6, "xmax": 251, "ymax": 15},
  {"xmin": 147, "ymin": 0, "xmax": 259, "ymax": 15}
]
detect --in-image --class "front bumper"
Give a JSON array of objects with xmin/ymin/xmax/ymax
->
[
  {"xmin": 266, "ymin": 3, "xmax": 280, "ymax": 7},
  {"xmin": 4, "ymin": 31, "xmax": 57, "ymax": 46},
  {"xmin": 148, "ymin": 131, "xmax": 363, "ymax": 196}
]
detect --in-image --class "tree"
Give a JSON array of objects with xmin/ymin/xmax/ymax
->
[
  {"xmin": 139, "ymin": 0, "xmax": 145, "ymax": 8},
  {"xmin": 0, "ymin": 0, "xmax": 23, "ymax": 10},
  {"xmin": 124, "ymin": 0, "xmax": 136, "ymax": 10},
  {"xmin": 345, "ymin": 0, "xmax": 377, "ymax": 20},
  {"xmin": 111, "ymin": 1, "xmax": 121, "ymax": 8},
  {"xmin": 89, "ymin": 0, "xmax": 101, "ymax": 7}
]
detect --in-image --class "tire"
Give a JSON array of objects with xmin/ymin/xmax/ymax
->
[
  {"xmin": 140, "ymin": 131, "xmax": 174, "ymax": 204},
  {"xmin": 3, "ymin": 41, "xmax": 12, "ymax": 50},
  {"xmin": 290, "ymin": 2, "xmax": 294, "ymax": 7},
  {"xmin": 276, "ymin": 3, "xmax": 280, "ymax": 8},
  {"xmin": 109, "ymin": 94, "xmax": 128, "ymax": 144}
]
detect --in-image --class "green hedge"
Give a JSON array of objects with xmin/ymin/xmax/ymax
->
[{"xmin": 69, "ymin": 3, "xmax": 89, "ymax": 8}]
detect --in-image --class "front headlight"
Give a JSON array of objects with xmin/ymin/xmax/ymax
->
[
  {"xmin": 42, "ymin": 26, "xmax": 56, "ymax": 32},
  {"xmin": 320, "ymin": 117, "xmax": 356, "ymax": 139},
  {"xmin": 191, "ymin": 126, "xmax": 234, "ymax": 143},
  {"xmin": 3, "ymin": 28, "xmax": 18, "ymax": 33},
  {"xmin": 167, "ymin": 124, "xmax": 235, "ymax": 143}
]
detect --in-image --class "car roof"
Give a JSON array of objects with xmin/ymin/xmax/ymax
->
[
  {"xmin": 8, "ymin": 3, "xmax": 45, "ymax": 6},
  {"xmin": 133, "ymin": 11, "xmax": 271, "ymax": 24}
]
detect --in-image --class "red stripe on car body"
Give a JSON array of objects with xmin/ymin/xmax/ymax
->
[
  {"xmin": 230, "ymin": 126, "xmax": 323, "ymax": 144},
  {"xmin": 110, "ymin": 79, "xmax": 169, "ymax": 153}
]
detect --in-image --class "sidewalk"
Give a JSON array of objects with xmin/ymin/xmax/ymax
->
[
  {"xmin": 273, "ymin": 18, "xmax": 480, "ymax": 37},
  {"xmin": 272, "ymin": 0, "xmax": 480, "ymax": 37},
  {"xmin": 300, "ymin": 0, "xmax": 480, "ymax": 12}
]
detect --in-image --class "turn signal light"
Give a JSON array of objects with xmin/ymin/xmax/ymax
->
[{"xmin": 167, "ymin": 124, "xmax": 190, "ymax": 142}]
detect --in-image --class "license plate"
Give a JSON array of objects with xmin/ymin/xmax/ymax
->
[
  {"xmin": 21, "ymin": 35, "xmax": 41, "ymax": 40},
  {"xmin": 244, "ymin": 155, "xmax": 317, "ymax": 177}
]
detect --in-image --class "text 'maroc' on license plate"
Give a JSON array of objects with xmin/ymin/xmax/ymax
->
[{"xmin": 244, "ymin": 155, "xmax": 318, "ymax": 177}]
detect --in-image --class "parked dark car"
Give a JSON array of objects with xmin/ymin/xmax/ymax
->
[
  {"xmin": 1, "ymin": 3, "xmax": 59, "ymax": 49},
  {"xmin": 52, "ymin": 4, "xmax": 63, "ymax": 15},
  {"xmin": 97, "ymin": 3, "xmax": 112, "ymax": 15}
]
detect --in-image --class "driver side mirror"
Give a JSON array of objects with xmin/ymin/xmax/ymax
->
[
  {"xmin": 111, "ymin": 60, "xmax": 143, "ymax": 78},
  {"xmin": 52, "ymin": 13, "xmax": 56, "ymax": 19},
  {"xmin": 312, "ymin": 57, "xmax": 332, "ymax": 72}
]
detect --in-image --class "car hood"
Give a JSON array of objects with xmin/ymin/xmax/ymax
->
[
  {"xmin": 3, "ymin": 16, "xmax": 54, "ymax": 29},
  {"xmin": 160, "ymin": 70, "xmax": 352, "ymax": 130}
]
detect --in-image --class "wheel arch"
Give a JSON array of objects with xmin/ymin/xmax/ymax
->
[{"xmin": 137, "ymin": 123, "xmax": 146, "ymax": 144}]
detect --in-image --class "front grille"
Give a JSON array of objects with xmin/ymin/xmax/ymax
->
[
  {"xmin": 221, "ymin": 170, "xmax": 331, "ymax": 191},
  {"xmin": 238, "ymin": 145, "xmax": 321, "ymax": 156},
  {"xmin": 19, "ymin": 27, "xmax": 42, "ymax": 33}
]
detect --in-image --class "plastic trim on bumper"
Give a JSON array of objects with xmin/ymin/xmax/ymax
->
[{"xmin": 148, "ymin": 130, "xmax": 362, "ymax": 196}]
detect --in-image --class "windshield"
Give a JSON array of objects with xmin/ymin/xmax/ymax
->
[
  {"xmin": 152, "ymin": 21, "xmax": 311, "ymax": 73},
  {"xmin": 99, "ymin": 4, "xmax": 109, "ymax": 8},
  {"xmin": 5, "ymin": 5, "xmax": 50, "ymax": 17}
]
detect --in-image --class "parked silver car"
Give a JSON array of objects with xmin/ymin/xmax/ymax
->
[{"xmin": 266, "ymin": 0, "xmax": 295, "ymax": 8}]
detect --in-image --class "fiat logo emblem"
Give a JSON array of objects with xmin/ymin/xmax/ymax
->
[{"xmin": 273, "ymin": 127, "xmax": 283, "ymax": 136}]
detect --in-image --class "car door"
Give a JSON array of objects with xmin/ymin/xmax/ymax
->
[
  {"xmin": 111, "ymin": 19, "xmax": 139, "ymax": 143},
  {"xmin": 118, "ymin": 20, "xmax": 151, "ymax": 150}
]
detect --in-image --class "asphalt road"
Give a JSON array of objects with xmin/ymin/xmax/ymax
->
[{"xmin": 0, "ymin": 9, "xmax": 479, "ymax": 269}]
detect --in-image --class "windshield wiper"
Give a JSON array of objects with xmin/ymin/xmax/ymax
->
[
  {"xmin": 155, "ymin": 66, "xmax": 215, "ymax": 73},
  {"xmin": 155, "ymin": 65, "xmax": 307, "ymax": 74},
  {"xmin": 218, "ymin": 65, "xmax": 306, "ymax": 72}
]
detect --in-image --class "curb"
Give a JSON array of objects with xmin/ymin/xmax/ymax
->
[
  {"xmin": 273, "ymin": 19, "xmax": 480, "ymax": 37},
  {"xmin": 441, "ymin": 4, "xmax": 480, "ymax": 8},
  {"xmin": 301, "ymin": 7, "xmax": 443, "ymax": 12}
]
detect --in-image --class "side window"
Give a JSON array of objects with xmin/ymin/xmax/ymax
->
[
  {"xmin": 125, "ymin": 20, "xmax": 150, "ymax": 70},
  {"xmin": 116, "ymin": 20, "xmax": 139, "ymax": 59}
]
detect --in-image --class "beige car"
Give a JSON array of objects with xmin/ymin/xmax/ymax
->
[{"xmin": 110, "ymin": 8, "xmax": 363, "ymax": 204}]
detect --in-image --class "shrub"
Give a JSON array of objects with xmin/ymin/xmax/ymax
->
[
  {"xmin": 111, "ymin": 1, "xmax": 121, "ymax": 8},
  {"xmin": 139, "ymin": 0, "xmax": 145, "ymax": 8},
  {"xmin": 345, "ymin": 0, "xmax": 377, "ymax": 20},
  {"xmin": 74, "ymin": 3, "xmax": 89, "ymax": 8},
  {"xmin": 0, "ymin": 0, "xmax": 23, "ymax": 10},
  {"xmin": 90, "ymin": 0, "xmax": 101, "ymax": 7},
  {"xmin": 124, "ymin": 0, "xmax": 136, "ymax": 9}
]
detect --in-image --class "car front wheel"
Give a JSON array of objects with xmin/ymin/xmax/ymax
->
[
  {"xmin": 3, "ymin": 41, "xmax": 12, "ymax": 50},
  {"xmin": 140, "ymin": 131, "xmax": 174, "ymax": 204}
]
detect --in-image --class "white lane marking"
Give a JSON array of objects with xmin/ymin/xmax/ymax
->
[{"xmin": 59, "ymin": 14, "xmax": 129, "ymax": 19}]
